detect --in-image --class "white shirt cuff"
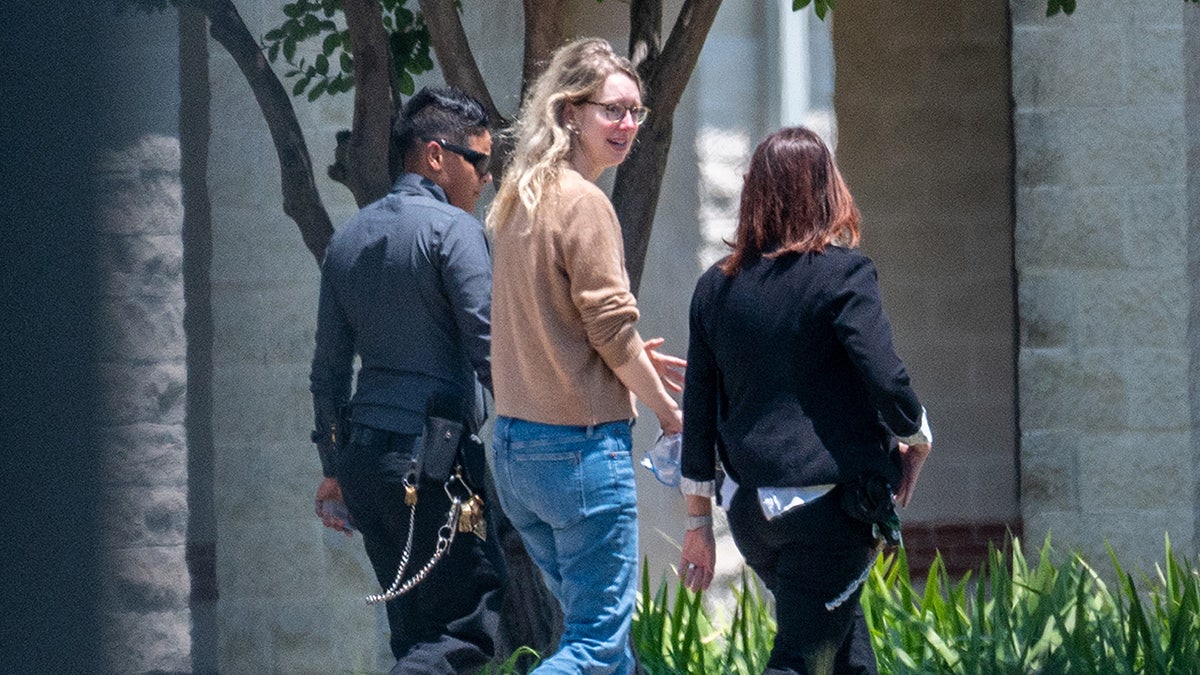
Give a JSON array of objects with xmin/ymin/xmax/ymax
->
[
  {"xmin": 680, "ymin": 477, "xmax": 716, "ymax": 497},
  {"xmin": 898, "ymin": 407, "xmax": 932, "ymax": 446}
]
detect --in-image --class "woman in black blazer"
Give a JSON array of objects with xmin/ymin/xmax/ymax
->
[{"xmin": 678, "ymin": 127, "xmax": 932, "ymax": 675}]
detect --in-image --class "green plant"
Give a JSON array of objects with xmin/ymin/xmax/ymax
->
[
  {"xmin": 480, "ymin": 646, "xmax": 542, "ymax": 675},
  {"xmin": 631, "ymin": 560, "xmax": 775, "ymax": 674},
  {"xmin": 863, "ymin": 534, "xmax": 1200, "ymax": 674},
  {"xmin": 498, "ymin": 535, "xmax": 1200, "ymax": 674}
]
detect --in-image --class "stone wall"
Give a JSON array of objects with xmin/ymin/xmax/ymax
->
[
  {"xmin": 1011, "ymin": 0, "xmax": 1197, "ymax": 572},
  {"xmin": 96, "ymin": 136, "xmax": 192, "ymax": 673}
]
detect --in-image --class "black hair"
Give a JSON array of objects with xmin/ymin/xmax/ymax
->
[{"xmin": 391, "ymin": 86, "xmax": 491, "ymax": 177}]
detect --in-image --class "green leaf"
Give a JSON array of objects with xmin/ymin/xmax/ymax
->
[
  {"xmin": 315, "ymin": 53, "xmax": 329, "ymax": 75},
  {"xmin": 340, "ymin": 51, "xmax": 354, "ymax": 73},
  {"xmin": 792, "ymin": 0, "xmax": 811, "ymax": 9},
  {"xmin": 282, "ymin": 2, "xmax": 303, "ymax": 19},
  {"xmin": 322, "ymin": 31, "xmax": 341, "ymax": 55},
  {"xmin": 282, "ymin": 38, "xmax": 297, "ymax": 63},
  {"xmin": 307, "ymin": 78, "xmax": 328, "ymax": 101},
  {"xmin": 292, "ymin": 77, "xmax": 308, "ymax": 96}
]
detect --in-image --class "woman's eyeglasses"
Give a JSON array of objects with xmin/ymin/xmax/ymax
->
[
  {"xmin": 430, "ymin": 138, "xmax": 490, "ymax": 176},
  {"xmin": 583, "ymin": 101, "xmax": 650, "ymax": 126}
]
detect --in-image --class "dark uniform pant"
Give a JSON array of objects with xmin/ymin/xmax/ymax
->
[
  {"xmin": 337, "ymin": 424, "xmax": 506, "ymax": 674},
  {"xmin": 727, "ymin": 485, "xmax": 879, "ymax": 675}
]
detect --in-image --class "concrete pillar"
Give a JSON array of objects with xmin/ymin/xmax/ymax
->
[{"xmin": 833, "ymin": 0, "xmax": 1019, "ymax": 571}]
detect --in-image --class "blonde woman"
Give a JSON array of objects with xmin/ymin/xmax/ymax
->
[{"xmin": 487, "ymin": 38, "xmax": 684, "ymax": 674}]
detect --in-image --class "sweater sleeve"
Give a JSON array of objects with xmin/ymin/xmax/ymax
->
[
  {"xmin": 829, "ymin": 253, "xmax": 923, "ymax": 438},
  {"xmin": 559, "ymin": 187, "xmax": 643, "ymax": 369}
]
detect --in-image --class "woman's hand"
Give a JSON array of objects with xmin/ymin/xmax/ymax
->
[
  {"xmin": 643, "ymin": 337, "xmax": 686, "ymax": 393},
  {"xmin": 894, "ymin": 442, "xmax": 931, "ymax": 508},
  {"xmin": 680, "ymin": 525, "xmax": 716, "ymax": 592}
]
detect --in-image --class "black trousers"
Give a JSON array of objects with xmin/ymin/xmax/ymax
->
[
  {"xmin": 727, "ymin": 486, "xmax": 878, "ymax": 675},
  {"xmin": 337, "ymin": 424, "xmax": 507, "ymax": 675}
]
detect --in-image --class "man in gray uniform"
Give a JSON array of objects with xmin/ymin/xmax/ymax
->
[{"xmin": 309, "ymin": 86, "xmax": 504, "ymax": 674}]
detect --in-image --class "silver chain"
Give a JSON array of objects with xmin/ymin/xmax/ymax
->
[{"xmin": 365, "ymin": 498, "xmax": 462, "ymax": 605}]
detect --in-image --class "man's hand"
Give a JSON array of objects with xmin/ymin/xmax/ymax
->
[
  {"xmin": 644, "ymin": 337, "xmax": 686, "ymax": 393},
  {"xmin": 315, "ymin": 476, "xmax": 354, "ymax": 537}
]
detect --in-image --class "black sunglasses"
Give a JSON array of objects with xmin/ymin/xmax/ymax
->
[{"xmin": 430, "ymin": 138, "xmax": 490, "ymax": 176}]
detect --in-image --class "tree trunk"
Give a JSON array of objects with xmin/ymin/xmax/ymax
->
[
  {"xmin": 343, "ymin": 0, "xmax": 396, "ymax": 207},
  {"xmin": 188, "ymin": 0, "xmax": 334, "ymax": 262},
  {"xmin": 615, "ymin": 0, "xmax": 723, "ymax": 293}
]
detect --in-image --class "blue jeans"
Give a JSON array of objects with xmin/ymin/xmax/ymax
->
[{"xmin": 491, "ymin": 416, "xmax": 639, "ymax": 675}]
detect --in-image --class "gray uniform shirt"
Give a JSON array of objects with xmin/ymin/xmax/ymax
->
[{"xmin": 310, "ymin": 173, "xmax": 492, "ymax": 438}]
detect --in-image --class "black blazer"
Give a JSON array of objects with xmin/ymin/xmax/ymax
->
[{"xmin": 681, "ymin": 246, "xmax": 922, "ymax": 490}]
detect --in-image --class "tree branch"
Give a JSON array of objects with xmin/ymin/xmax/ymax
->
[
  {"xmin": 417, "ymin": 0, "xmax": 503, "ymax": 124},
  {"xmin": 522, "ymin": 0, "xmax": 566, "ymax": 100},
  {"xmin": 342, "ymin": 0, "xmax": 395, "ymax": 206},
  {"xmin": 613, "ymin": 0, "xmax": 722, "ymax": 293},
  {"xmin": 185, "ymin": 0, "xmax": 334, "ymax": 262}
]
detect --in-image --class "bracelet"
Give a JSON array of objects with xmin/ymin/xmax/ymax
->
[{"xmin": 686, "ymin": 514, "xmax": 713, "ymax": 530}]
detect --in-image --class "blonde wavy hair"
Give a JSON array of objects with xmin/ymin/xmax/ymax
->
[{"xmin": 487, "ymin": 38, "xmax": 642, "ymax": 230}]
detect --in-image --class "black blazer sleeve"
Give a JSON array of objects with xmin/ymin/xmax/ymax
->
[{"xmin": 829, "ymin": 254, "xmax": 922, "ymax": 438}]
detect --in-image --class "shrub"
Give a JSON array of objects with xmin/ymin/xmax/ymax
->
[{"xmin": 491, "ymin": 535, "xmax": 1200, "ymax": 674}]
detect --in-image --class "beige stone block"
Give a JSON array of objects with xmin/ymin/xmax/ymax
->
[
  {"xmin": 101, "ymin": 609, "xmax": 191, "ymax": 674},
  {"xmin": 1079, "ymin": 432, "xmax": 1190, "ymax": 512},
  {"xmin": 1019, "ymin": 509, "xmax": 1083, "ymax": 555},
  {"xmin": 953, "ymin": 456, "xmax": 1021, "ymax": 522},
  {"xmin": 1018, "ymin": 347, "xmax": 1128, "ymax": 432},
  {"xmin": 97, "ymin": 234, "xmax": 184, "ymax": 298},
  {"xmin": 1128, "ymin": 186, "xmax": 1187, "ymax": 269},
  {"xmin": 1015, "ymin": 108, "xmax": 1186, "ymax": 188},
  {"xmin": 98, "ymin": 361, "xmax": 187, "ymax": 426},
  {"xmin": 217, "ymin": 520, "xmax": 330, "ymax": 601},
  {"xmin": 1012, "ymin": 26, "xmax": 1124, "ymax": 108},
  {"xmin": 901, "ymin": 332, "xmax": 980, "ymax": 400},
  {"xmin": 1125, "ymin": 349, "xmax": 1190, "ymax": 430},
  {"xmin": 211, "ymin": 362, "xmax": 312, "ymax": 444},
  {"xmin": 1015, "ymin": 186, "xmax": 1124, "ymax": 269},
  {"xmin": 100, "ymin": 546, "xmax": 190, "ymax": 613},
  {"xmin": 1019, "ymin": 271, "xmax": 1076, "ymax": 348},
  {"xmin": 933, "ymin": 278, "xmax": 1015, "ymax": 337},
  {"xmin": 97, "ymin": 293, "xmax": 186, "ymax": 364},
  {"xmin": 99, "ymin": 485, "xmax": 188, "ymax": 549},
  {"xmin": 214, "ymin": 441, "xmax": 321, "ymax": 527},
  {"xmin": 276, "ymin": 597, "xmax": 390, "ymax": 673},
  {"xmin": 1021, "ymin": 429, "xmax": 1080, "ymax": 513},
  {"xmin": 1087, "ymin": 508, "xmax": 1194, "ymax": 578},
  {"xmin": 210, "ymin": 207, "xmax": 321, "ymax": 284},
  {"xmin": 99, "ymin": 423, "xmax": 187, "ymax": 487},
  {"xmin": 212, "ymin": 283, "xmax": 319, "ymax": 365},
  {"xmin": 933, "ymin": 397, "xmax": 1016, "ymax": 456},
  {"xmin": 962, "ymin": 0, "xmax": 1010, "ymax": 44},
  {"xmin": 94, "ymin": 136, "xmax": 183, "ymax": 237},
  {"xmin": 1076, "ymin": 271, "xmax": 1188, "ymax": 348},
  {"xmin": 1127, "ymin": 25, "xmax": 1185, "ymax": 103},
  {"xmin": 218, "ymin": 603, "xmax": 274, "ymax": 675},
  {"xmin": 207, "ymin": 129, "xmax": 280, "ymax": 210}
]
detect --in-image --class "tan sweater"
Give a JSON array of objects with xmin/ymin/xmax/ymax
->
[{"xmin": 491, "ymin": 168, "xmax": 644, "ymax": 426}]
